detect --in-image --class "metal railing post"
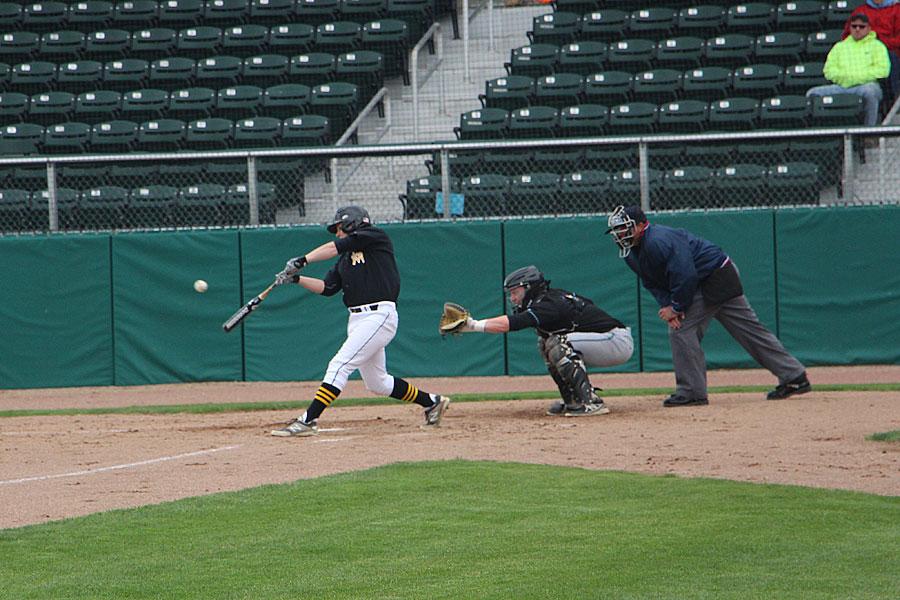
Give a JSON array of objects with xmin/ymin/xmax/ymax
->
[
  {"xmin": 462, "ymin": 0, "xmax": 470, "ymax": 82},
  {"xmin": 488, "ymin": 0, "xmax": 494, "ymax": 52},
  {"xmin": 46, "ymin": 161, "xmax": 59, "ymax": 232},
  {"xmin": 331, "ymin": 157, "xmax": 338, "ymax": 206},
  {"xmin": 247, "ymin": 155, "xmax": 259, "ymax": 226},
  {"xmin": 638, "ymin": 142, "xmax": 650, "ymax": 212},
  {"xmin": 440, "ymin": 148, "xmax": 451, "ymax": 219},
  {"xmin": 842, "ymin": 134, "xmax": 854, "ymax": 200},
  {"xmin": 411, "ymin": 23, "xmax": 443, "ymax": 139}
]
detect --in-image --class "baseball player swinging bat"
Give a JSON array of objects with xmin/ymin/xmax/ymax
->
[{"xmin": 222, "ymin": 282, "xmax": 276, "ymax": 332}]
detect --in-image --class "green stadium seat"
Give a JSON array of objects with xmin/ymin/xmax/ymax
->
[
  {"xmin": 582, "ymin": 70, "xmax": 632, "ymax": 104},
  {"xmin": 809, "ymin": 93, "xmax": 863, "ymax": 126},
  {"xmin": 528, "ymin": 11, "xmax": 580, "ymax": 46},
  {"xmin": 308, "ymin": 81, "xmax": 358, "ymax": 134},
  {"xmin": 0, "ymin": 32, "xmax": 40, "ymax": 64},
  {"xmin": 233, "ymin": 116, "xmax": 281, "ymax": 147},
  {"xmin": 23, "ymin": 2, "xmax": 68, "ymax": 33},
  {"xmin": 505, "ymin": 44, "xmax": 559, "ymax": 78},
  {"xmin": 609, "ymin": 167, "xmax": 662, "ymax": 205},
  {"xmin": 558, "ymin": 41, "xmax": 607, "ymax": 76},
  {"xmin": 35, "ymin": 187, "xmax": 79, "ymax": 230},
  {"xmin": 137, "ymin": 118, "xmax": 186, "ymax": 151},
  {"xmin": 168, "ymin": 86, "xmax": 215, "ymax": 120},
  {"xmin": 627, "ymin": 7, "xmax": 676, "ymax": 38},
  {"xmin": 480, "ymin": 75, "xmax": 533, "ymax": 110},
  {"xmin": 203, "ymin": 0, "xmax": 251, "ymax": 26},
  {"xmin": 289, "ymin": 52, "xmax": 336, "ymax": 86},
  {"xmin": 1, "ymin": 122, "xmax": 44, "ymax": 155},
  {"xmin": 0, "ymin": 91, "xmax": 29, "ymax": 121},
  {"xmin": 579, "ymin": 10, "xmax": 629, "ymax": 43},
  {"xmin": 56, "ymin": 60, "xmax": 104, "ymax": 92},
  {"xmin": 508, "ymin": 172, "xmax": 560, "ymax": 215},
  {"xmin": 786, "ymin": 136, "xmax": 841, "ymax": 186},
  {"xmin": 507, "ymin": 105, "xmax": 559, "ymax": 138},
  {"xmin": 552, "ymin": 0, "xmax": 597, "ymax": 16},
  {"xmin": 249, "ymin": 0, "xmax": 297, "ymax": 24},
  {"xmin": 606, "ymin": 38, "xmax": 655, "ymax": 71},
  {"xmin": 128, "ymin": 185, "xmax": 176, "ymax": 228},
  {"xmin": 77, "ymin": 185, "xmax": 128, "ymax": 229},
  {"xmin": 0, "ymin": 188, "xmax": 30, "ymax": 231},
  {"xmin": 681, "ymin": 66, "xmax": 731, "ymax": 100},
  {"xmin": 263, "ymin": 83, "xmax": 311, "ymax": 118},
  {"xmin": 631, "ymin": 68, "xmax": 682, "ymax": 102},
  {"xmin": 481, "ymin": 148, "xmax": 532, "ymax": 177},
  {"xmin": 655, "ymin": 36, "xmax": 704, "ymax": 69},
  {"xmin": 314, "ymin": 21, "xmax": 362, "ymax": 54},
  {"xmin": 660, "ymin": 165, "xmax": 713, "ymax": 209},
  {"xmin": 731, "ymin": 63, "xmax": 783, "ymax": 99},
  {"xmin": 122, "ymin": 88, "xmax": 169, "ymax": 121},
  {"xmin": 754, "ymin": 32, "xmax": 805, "ymax": 66},
  {"xmin": 158, "ymin": 0, "xmax": 205, "ymax": 28},
  {"xmin": 459, "ymin": 173, "xmax": 507, "ymax": 217},
  {"xmin": 149, "ymin": 56, "xmax": 197, "ymax": 87},
  {"xmin": 725, "ymin": 3, "xmax": 775, "ymax": 35},
  {"xmin": 607, "ymin": 101, "xmax": 656, "ymax": 134},
  {"xmin": 223, "ymin": 181, "xmax": 277, "ymax": 225},
  {"xmin": 269, "ymin": 23, "xmax": 316, "ymax": 55},
  {"xmin": 90, "ymin": 119, "xmax": 138, "ymax": 152},
  {"xmin": 84, "ymin": 29, "xmax": 130, "ymax": 61},
  {"xmin": 335, "ymin": 50, "xmax": 384, "ymax": 103},
  {"xmin": 558, "ymin": 103, "xmax": 608, "ymax": 136},
  {"xmin": 113, "ymin": 0, "xmax": 158, "ymax": 29},
  {"xmin": 38, "ymin": 31, "xmax": 85, "ymax": 62},
  {"xmin": 103, "ymin": 58, "xmax": 150, "ymax": 90},
  {"xmin": 281, "ymin": 114, "xmax": 331, "ymax": 146},
  {"xmin": 704, "ymin": 33, "xmax": 754, "ymax": 67},
  {"xmin": 776, "ymin": 1, "xmax": 824, "ymax": 32},
  {"xmin": 186, "ymin": 117, "xmax": 233, "ymax": 149},
  {"xmin": 559, "ymin": 169, "xmax": 613, "ymax": 213},
  {"xmin": 28, "ymin": 91, "xmax": 75, "ymax": 124},
  {"xmin": 216, "ymin": 85, "xmax": 263, "ymax": 118},
  {"xmin": 759, "ymin": 94, "xmax": 810, "ymax": 130},
  {"xmin": 657, "ymin": 99, "xmax": 708, "ymax": 132},
  {"xmin": 712, "ymin": 163, "xmax": 767, "ymax": 206},
  {"xmin": 340, "ymin": 0, "xmax": 388, "ymax": 26},
  {"xmin": 11, "ymin": 61, "xmax": 56, "ymax": 93},
  {"xmin": 176, "ymin": 183, "xmax": 225, "ymax": 226},
  {"xmin": 425, "ymin": 149, "xmax": 481, "ymax": 178},
  {"xmin": 782, "ymin": 61, "xmax": 826, "ymax": 94},
  {"xmin": 296, "ymin": 0, "xmax": 341, "ymax": 27},
  {"xmin": 385, "ymin": 0, "xmax": 431, "ymax": 43},
  {"xmin": 222, "ymin": 24, "xmax": 269, "ymax": 57},
  {"xmin": 130, "ymin": 28, "xmax": 178, "ymax": 58},
  {"xmin": 400, "ymin": 175, "xmax": 458, "ymax": 220},
  {"xmin": 0, "ymin": 4, "xmax": 22, "ymax": 32},
  {"xmin": 676, "ymin": 5, "xmax": 725, "ymax": 37},
  {"xmin": 67, "ymin": 1, "xmax": 114, "ymax": 33},
  {"xmin": 196, "ymin": 55, "xmax": 242, "ymax": 87},
  {"xmin": 584, "ymin": 141, "xmax": 634, "ymax": 171},
  {"xmin": 766, "ymin": 161, "xmax": 820, "ymax": 204},
  {"xmin": 804, "ymin": 29, "xmax": 841, "ymax": 60},
  {"xmin": 454, "ymin": 107, "xmax": 508, "ymax": 140},
  {"xmin": 708, "ymin": 97, "xmax": 759, "ymax": 130},
  {"xmin": 362, "ymin": 19, "xmax": 410, "ymax": 82},
  {"xmin": 534, "ymin": 72, "xmax": 583, "ymax": 108},
  {"xmin": 43, "ymin": 121, "xmax": 91, "ymax": 153},
  {"xmin": 824, "ymin": 1, "xmax": 852, "ymax": 27},
  {"xmin": 532, "ymin": 147, "xmax": 583, "ymax": 173},
  {"xmin": 176, "ymin": 26, "xmax": 223, "ymax": 57},
  {"xmin": 242, "ymin": 53, "xmax": 289, "ymax": 85}
]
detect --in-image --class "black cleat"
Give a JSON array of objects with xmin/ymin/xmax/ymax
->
[
  {"xmin": 766, "ymin": 374, "xmax": 811, "ymax": 400},
  {"xmin": 663, "ymin": 394, "xmax": 709, "ymax": 407}
]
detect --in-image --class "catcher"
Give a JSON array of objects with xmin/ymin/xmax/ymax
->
[{"xmin": 440, "ymin": 266, "xmax": 633, "ymax": 416}]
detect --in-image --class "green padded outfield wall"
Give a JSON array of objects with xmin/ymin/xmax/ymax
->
[
  {"xmin": 637, "ymin": 210, "xmax": 778, "ymax": 372},
  {"xmin": 111, "ymin": 230, "xmax": 243, "ymax": 385},
  {"xmin": 0, "ymin": 234, "xmax": 113, "ymax": 388},
  {"xmin": 775, "ymin": 205, "xmax": 900, "ymax": 365},
  {"xmin": 503, "ymin": 218, "xmax": 641, "ymax": 376}
]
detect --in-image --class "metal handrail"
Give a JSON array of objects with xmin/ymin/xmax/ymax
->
[{"xmin": 411, "ymin": 22, "xmax": 445, "ymax": 139}]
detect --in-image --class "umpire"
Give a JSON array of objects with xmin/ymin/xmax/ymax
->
[{"xmin": 605, "ymin": 205, "xmax": 811, "ymax": 407}]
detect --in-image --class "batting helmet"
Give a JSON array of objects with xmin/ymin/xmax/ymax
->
[
  {"xmin": 606, "ymin": 205, "xmax": 647, "ymax": 258},
  {"xmin": 503, "ymin": 265, "xmax": 549, "ymax": 308},
  {"xmin": 327, "ymin": 205, "xmax": 371, "ymax": 234}
]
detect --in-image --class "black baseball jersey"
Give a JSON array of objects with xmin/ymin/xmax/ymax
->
[
  {"xmin": 507, "ymin": 288, "xmax": 625, "ymax": 336},
  {"xmin": 322, "ymin": 226, "xmax": 401, "ymax": 307}
]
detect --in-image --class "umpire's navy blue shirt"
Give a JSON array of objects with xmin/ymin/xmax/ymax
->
[{"xmin": 624, "ymin": 224, "xmax": 727, "ymax": 313}]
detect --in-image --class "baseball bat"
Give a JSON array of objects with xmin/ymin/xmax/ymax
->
[{"xmin": 222, "ymin": 282, "xmax": 276, "ymax": 333}]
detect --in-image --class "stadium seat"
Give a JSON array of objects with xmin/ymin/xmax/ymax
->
[
  {"xmin": 528, "ymin": 11, "xmax": 580, "ymax": 46},
  {"xmin": 203, "ymin": 0, "xmax": 251, "ymax": 26},
  {"xmin": 149, "ymin": 56, "xmax": 197, "ymax": 87},
  {"xmin": 216, "ymin": 85, "xmax": 263, "ymax": 118},
  {"xmin": 77, "ymin": 185, "xmax": 128, "ymax": 229},
  {"xmin": 281, "ymin": 114, "xmax": 332, "ymax": 146},
  {"xmin": 250, "ymin": 0, "xmax": 296, "ymax": 24},
  {"xmin": 11, "ymin": 61, "xmax": 57, "ymax": 94},
  {"xmin": 552, "ymin": 0, "xmax": 597, "ymax": 16},
  {"xmin": 507, "ymin": 105, "xmax": 558, "ymax": 138},
  {"xmin": 385, "ymin": 0, "xmax": 432, "ymax": 42},
  {"xmin": 631, "ymin": 68, "xmax": 682, "ymax": 102},
  {"xmin": 128, "ymin": 185, "xmax": 176, "ymax": 228},
  {"xmin": 534, "ymin": 73, "xmax": 583, "ymax": 108},
  {"xmin": 725, "ymin": 3, "xmax": 775, "ymax": 35},
  {"xmin": 480, "ymin": 76, "xmax": 534, "ymax": 110},
  {"xmin": 558, "ymin": 169, "xmax": 613, "ymax": 213},
  {"xmin": 558, "ymin": 41, "xmax": 607, "ymax": 76},
  {"xmin": 776, "ymin": 1, "xmax": 824, "ymax": 32},
  {"xmin": 289, "ymin": 52, "xmax": 336, "ymax": 86},
  {"xmin": 532, "ymin": 146, "xmax": 583, "ymax": 173},
  {"xmin": 121, "ymin": 88, "xmax": 169, "ymax": 122},
  {"xmin": 782, "ymin": 61, "xmax": 827, "ymax": 94},
  {"xmin": 35, "ymin": 187, "xmax": 79, "ymax": 230},
  {"xmin": 400, "ymin": 175, "xmax": 458, "ymax": 220},
  {"xmin": 628, "ymin": 7, "xmax": 676, "ymax": 38},
  {"xmin": 766, "ymin": 161, "xmax": 820, "ymax": 204},
  {"xmin": 23, "ymin": 2, "xmax": 68, "ymax": 33},
  {"xmin": 609, "ymin": 167, "xmax": 662, "ymax": 205},
  {"xmin": 606, "ymin": 38, "xmax": 655, "ymax": 71},
  {"xmin": 84, "ymin": 29, "xmax": 130, "ymax": 61},
  {"xmin": 454, "ymin": 107, "xmax": 508, "ymax": 139},
  {"xmin": 195, "ymin": 55, "xmax": 242, "ymax": 87},
  {"xmin": 508, "ymin": 172, "xmax": 561, "ymax": 215},
  {"xmin": 0, "ymin": 188, "xmax": 31, "ymax": 231},
  {"xmin": 233, "ymin": 116, "xmax": 281, "ymax": 147},
  {"xmin": 137, "ymin": 118, "xmax": 186, "ymax": 151},
  {"xmin": 176, "ymin": 183, "xmax": 226, "ymax": 226},
  {"xmin": 176, "ymin": 26, "xmax": 223, "ymax": 57},
  {"xmin": 362, "ymin": 19, "xmax": 410, "ymax": 83},
  {"xmin": 582, "ymin": 70, "xmax": 632, "ymax": 105},
  {"xmin": 656, "ymin": 99, "xmax": 708, "ymax": 132},
  {"xmin": 558, "ymin": 103, "xmax": 609, "ymax": 136},
  {"xmin": 824, "ymin": 1, "xmax": 852, "ymax": 27},
  {"xmin": 810, "ymin": 94, "xmax": 863, "ymax": 126},
  {"xmin": 308, "ymin": 81, "xmax": 358, "ymax": 135},
  {"xmin": 505, "ymin": 44, "xmax": 559, "ymax": 78},
  {"xmin": 0, "ymin": 32, "xmax": 40, "ymax": 64},
  {"xmin": 711, "ymin": 163, "xmax": 767, "ymax": 206},
  {"xmin": 0, "ymin": 4, "xmax": 22, "ymax": 32},
  {"xmin": 1, "ymin": 122, "xmax": 44, "ymax": 156},
  {"xmin": 222, "ymin": 24, "xmax": 269, "ymax": 57},
  {"xmin": 242, "ymin": 54, "xmax": 289, "ymax": 85},
  {"xmin": 804, "ymin": 29, "xmax": 842, "ymax": 60},
  {"xmin": 263, "ymin": 83, "xmax": 311, "ymax": 118},
  {"xmin": 90, "ymin": 119, "xmax": 138, "ymax": 152},
  {"xmin": 759, "ymin": 95, "xmax": 810, "ymax": 130},
  {"xmin": 607, "ymin": 101, "xmax": 656, "ymax": 134},
  {"xmin": 113, "ymin": 0, "xmax": 158, "ymax": 28},
  {"xmin": 754, "ymin": 32, "xmax": 805, "ymax": 66},
  {"xmin": 0, "ymin": 91, "xmax": 29, "ymax": 121},
  {"xmin": 296, "ymin": 0, "xmax": 341, "ymax": 27},
  {"xmin": 708, "ymin": 97, "xmax": 760, "ymax": 130},
  {"xmin": 314, "ymin": 21, "xmax": 362, "ymax": 54},
  {"xmin": 731, "ymin": 63, "xmax": 783, "ymax": 99},
  {"xmin": 425, "ymin": 149, "xmax": 481, "ymax": 178},
  {"xmin": 660, "ymin": 165, "xmax": 713, "ymax": 209},
  {"xmin": 103, "ymin": 59, "xmax": 150, "ymax": 90},
  {"xmin": 335, "ymin": 50, "xmax": 384, "ymax": 103},
  {"xmin": 28, "ymin": 91, "xmax": 75, "ymax": 125},
  {"xmin": 223, "ymin": 181, "xmax": 277, "ymax": 224},
  {"xmin": 38, "ymin": 31, "xmax": 85, "ymax": 62},
  {"xmin": 67, "ymin": 1, "xmax": 114, "ymax": 33},
  {"xmin": 167, "ymin": 86, "xmax": 215, "ymax": 120},
  {"xmin": 676, "ymin": 5, "xmax": 725, "ymax": 37},
  {"xmin": 459, "ymin": 173, "xmax": 507, "ymax": 217},
  {"xmin": 681, "ymin": 66, "xmax": 732, "ymax": 100},
  {"xmin": 704, "ymin": 33, "xmax": 754, "ymax": 66},
  {"xmin": 43, "ymin": 121, "xmax": 91, "ymax": 153},
  {"xmin": 481, "ymin": 148, "xmax": 532, "ymax": 176},
  {"xmin": 340, "ymin": 0, "xmax": 388, "ymax": 27},
  {"xmin": 579, "ymin": 10, "xmax": 629, "ymax": 43},
  {"xmin": 130, "ymin": 28, "xmax": 178, "ymax": 58},
  {"xmin": 786, "ymin": 136, "xmax": 841, "ymax": 186},
  {"xmin": 269, "ymin": 23, "xmax": 316, "ymax": 55},
  {"xmin": 159, "ymin": 0, "xmax": 205, "ymax": 28},
  {"xmin": 56, "ymin": 60, "xmax": 104, "ymax": 92},
  {"xmin": 654, "ymin": 36, "xmax": 704, "ymax": 69}
]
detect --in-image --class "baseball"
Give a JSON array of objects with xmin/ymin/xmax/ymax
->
[{"xmin": 193, "ymin": 279, "xmax": 208, "ymax": 293}]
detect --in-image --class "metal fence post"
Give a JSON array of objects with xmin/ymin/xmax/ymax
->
[
  {"xmin": 638, "ymin": 142, "xmax": 650, "ymax": 212},
  {"xmin": 440, "ymin": 148, "xmax": 451, "ymax": 219},
  {"xmin": 842, "ymin": 134, "xmax": 854, "ymax": 200},
  {"xmin": 247, "ymin": 155, "xmax": 259, "ymax": 226},
  {"xmin": 46, "ymin": 161, "xmax": 59, "ymax": 232},
  {"xmin": 462, "ymin": 0, "xmax": 470, "ymax": 82}
]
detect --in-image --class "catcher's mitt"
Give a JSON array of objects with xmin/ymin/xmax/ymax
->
[{"xmin": 439, "ymin": 302, "xmax": 470, "ymax": 336}]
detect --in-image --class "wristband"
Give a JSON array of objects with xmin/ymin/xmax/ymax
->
[{"xmin": 469, "ymin": 318, "xmax": 487, "ymax": 333}]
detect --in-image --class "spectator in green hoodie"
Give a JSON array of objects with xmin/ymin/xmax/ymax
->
[{"xmin": 807, "ymin": 13, "xmax": 891, "ymax": 125}]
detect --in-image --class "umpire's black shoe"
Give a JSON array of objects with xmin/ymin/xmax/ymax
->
[
  {"xmin": 663, "ymin": 394, "xmax": 709, "ymax": 407},
  {"xmin": 766, "ymin": 373, "xmax": 811, "ymax": 400}
]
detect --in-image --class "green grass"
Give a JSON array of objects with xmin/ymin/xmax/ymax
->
[
  {"xmin": 2, "ymin": 383, "xmax": 897, "ymax": 418},
  {"xmin": 1, "ymin": 462, "xmax": 897, "ymax": 599},
  {"xmin": 867, "ymin": 429, "xmax": 900, "ymax": 442}
]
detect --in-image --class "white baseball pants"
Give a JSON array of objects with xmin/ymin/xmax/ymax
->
[{"xmin": 323, "ymin": 301, "xmax": 398, "ymax": 395}]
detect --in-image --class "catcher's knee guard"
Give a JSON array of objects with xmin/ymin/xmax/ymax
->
[
  {"xmin": 544, "ymin": 335, "xmax": 594, "ymax": 406},
  {"xmin": 538, "ymin": 336, "xmax": 575, "ymax": 404}
]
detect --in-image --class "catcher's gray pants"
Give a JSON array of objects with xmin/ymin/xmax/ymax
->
[
  {"xmin": 670, "ymin": 291, "xmax": 805, "ymax": 400},
  {"xmin": 569, "ymin": 327, "xmax": 634, "ymax": 367}
]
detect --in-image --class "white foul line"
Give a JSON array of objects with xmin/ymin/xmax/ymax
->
[{"xmin": 0, "ymin": 445, "xmax": 242, "ymax": 486}]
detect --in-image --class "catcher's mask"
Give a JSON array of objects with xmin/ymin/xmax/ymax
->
[
  {"xmin": 327, "ymin": 205, "xmax": 371, "ymax": 234},
  {"xmin": 503, "ymin": 265, "xmax": 548, "ymax": 308},
  {"xmin": 606, "ymin": 205, "xmax": 647, "ymax": 258}
]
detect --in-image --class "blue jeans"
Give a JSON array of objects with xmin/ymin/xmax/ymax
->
[{"xmin": 806, "ymin": 82, "xmax": 883, "ymax": 126}]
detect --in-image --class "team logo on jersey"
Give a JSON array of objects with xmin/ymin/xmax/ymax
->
[{"xmin": 350, "ymin": 251, "xmax": 366, "ymax": 265}]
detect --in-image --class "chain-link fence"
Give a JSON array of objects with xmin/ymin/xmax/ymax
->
[{"xmin": 1, "ymin": 125, "xmax": 899, "ymax": 234}]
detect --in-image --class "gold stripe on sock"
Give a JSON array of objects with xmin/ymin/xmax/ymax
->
[
  {"xmin": 315, "ymin": 386, "xmax": 337, "ymax": 406},
  {"xmin": 402, "ymin": 385, "xmax": 418, "ymax": 403}
]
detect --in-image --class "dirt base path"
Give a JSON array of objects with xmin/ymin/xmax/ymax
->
[{"xmin": 1, "ymin": 367, "xmax": 898, "ymax": 529}]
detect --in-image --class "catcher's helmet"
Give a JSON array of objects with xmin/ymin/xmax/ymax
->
[
  {"xmin": 606, "ymin": 205, "xmax": 647, "ymax": 258},
  {"xmin": 327, "ymin": 205, "xmax": 371, "ymax": 234},
  {"xmin": 504, "ymin": 265, "xmax": 548, "ymax": 308}
]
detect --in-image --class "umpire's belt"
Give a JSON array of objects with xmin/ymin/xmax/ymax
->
[{"xmin": 349, "ymin": 303, "xmax": 380, "ymax": 313}]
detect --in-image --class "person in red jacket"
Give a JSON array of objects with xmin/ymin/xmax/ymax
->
[{"xmin": 843, "ymin": 0, "xmax": 900, "ymax": 103}]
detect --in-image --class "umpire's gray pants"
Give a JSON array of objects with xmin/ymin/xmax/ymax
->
[{"xmin": 670, "ymin": 290, "xmax": 806, "ymax": 400}]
